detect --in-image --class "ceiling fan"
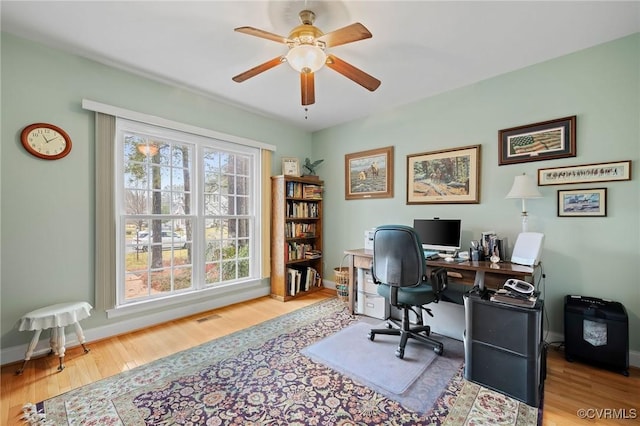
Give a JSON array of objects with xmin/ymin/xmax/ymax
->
[{"xmin": 232, "ymin": 10, "xmax": 381, "ymax": 106}]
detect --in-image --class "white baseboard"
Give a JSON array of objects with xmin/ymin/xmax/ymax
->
[{"xmin": 1, "ymin": 283, "xmax": 270, "ymax": 366}]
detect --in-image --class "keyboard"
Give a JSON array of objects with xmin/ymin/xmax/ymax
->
[{"xmin": 424, "ymin": 251, "xmax": 458, "ymax": 261}]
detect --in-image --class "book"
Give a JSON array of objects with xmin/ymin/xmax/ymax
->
[
  {"xmin": 305, "ymin": 249, "xmax": 322, "ymax": 259},
  {"xmin": 490, "ymin": 292, "xmax": 537, "ymax": 308},
  {"xmin": 302, "ymin": 184, "xmax": 323, "ymax": 200}
]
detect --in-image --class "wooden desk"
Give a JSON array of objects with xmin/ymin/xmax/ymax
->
[{"xmin": 343, "ymin": 248, "xmax": 536, "ymax": 314}]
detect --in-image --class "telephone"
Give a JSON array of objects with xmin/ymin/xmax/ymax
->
[{"xmin": 503, "ymin": 279, "xmax": 534, "ymax": 295}]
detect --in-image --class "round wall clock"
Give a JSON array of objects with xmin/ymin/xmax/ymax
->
[{"xmin": 20, "ymin": 123, "xmax": 72, "ymax": 160}]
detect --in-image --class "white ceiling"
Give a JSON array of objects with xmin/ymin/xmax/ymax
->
[{"xmin": 2, "ymin": 1, "xmax": 639, "ymax": 132}]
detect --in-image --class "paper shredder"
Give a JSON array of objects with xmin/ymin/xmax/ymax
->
[{"xmin": 564, "ymin": 295, "xmax": 629, "ymax": 376}]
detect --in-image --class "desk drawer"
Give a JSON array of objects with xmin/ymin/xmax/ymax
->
[
  {"xmin": 427, "ymin": 266, "xmax": 475, "ymax": 286},
  {"xmin": 354, "ymin": 255, "xmax": 372, "ymax": 270},
  {"xmin": 362, "ymin": 270, "xmax": 377, "ymax": 294},
  {"xmin": 356, "ymin": 291, "xmax": 388, "ymax": 318},
  {"xmin": 427, "ymin": 265, "xmax": 533, "ymax": 290},
  {"xmin": 361, "ymin": 293, "xmax": 389, "ymax": 319}
]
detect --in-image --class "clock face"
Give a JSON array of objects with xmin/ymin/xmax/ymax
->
[{"xmin": 21, "ymin": 123, "xmax": 72, "ymax": 160}]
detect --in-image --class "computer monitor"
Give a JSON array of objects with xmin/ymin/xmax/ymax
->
[{"xmin": 413, "ymin": 218, "xmax": 462, "ymax": 253}]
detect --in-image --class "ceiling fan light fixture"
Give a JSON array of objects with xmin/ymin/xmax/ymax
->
[
  {"xmin": 286, "ymin": 44, "xmax": 326, "ymax": 73},
  {"xmin": 233, "ymin": 8, "xmax": 381, "ymax": 105}
]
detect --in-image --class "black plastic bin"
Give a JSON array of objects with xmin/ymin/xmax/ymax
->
[
  {"xmin": 464, "ymin": 291, "xmax": 545, "ymax": 407},
  {"xmin": 564, "ymin": 295, "xmax": 629, "ymax": 376}
]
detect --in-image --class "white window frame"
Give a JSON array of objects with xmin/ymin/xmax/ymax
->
[
  {"xmin": 115, "ymin": 118, "xmax": 261, "ymax": 310},
  {"xmin": 83, "ymin": 99, "xmax": 275, "ymax": 319}
]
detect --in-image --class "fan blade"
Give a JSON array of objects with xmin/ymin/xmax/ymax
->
[
  {"xmin": 232, "ymin": 56, "xmax": 285, "ymax": 83},
  {"xmin": 300, "ymin": 72, "xmax": 315, "ymax": 106},
  {"xmin": 316, "ymin": 23, "xmax": 372, "ymax": 48},
  {"xmin": 234, "ymin": 26, "xmax": 291, "ymax": 44},
  {"xmin": 325, "ymin": 54, "xmax": 381, "ymax": 91}
]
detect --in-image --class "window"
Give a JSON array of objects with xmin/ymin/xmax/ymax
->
[{"xmin": 116, "ymin": 119, "xmax": 259, "ymax": 307}]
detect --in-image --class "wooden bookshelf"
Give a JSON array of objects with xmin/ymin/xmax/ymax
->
[{"xmin": 271, "ymin": 175, "xmax": 324, "ymax": 301}]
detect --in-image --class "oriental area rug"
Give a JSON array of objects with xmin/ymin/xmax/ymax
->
[{"xmin": 22, "ymin": 298, "xmax": 540, "ymax": 425}]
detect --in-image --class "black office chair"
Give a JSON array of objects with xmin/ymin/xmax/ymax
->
[{"xmin": 368, "ymin": 225, "xmax": 448, "ymax": 359}]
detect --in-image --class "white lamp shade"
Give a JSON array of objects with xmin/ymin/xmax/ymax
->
[{"xmin": 506, "ymin": 174, "xmax": 542, "ymax": 199}]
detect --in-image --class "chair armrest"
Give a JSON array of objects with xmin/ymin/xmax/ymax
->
[
  {"xmin": 370, "ymin": 266, "xmax": 381, "ymax": 284},
  {"xmin": 430, "ymin": 267, "xmax": 448, "ymax": 294}
]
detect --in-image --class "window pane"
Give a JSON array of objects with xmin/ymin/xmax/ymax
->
[
  {"xmin": 222, "ymin": 260, "xmax": 237, "ymax": 281},
  {"xmin": 236, "ymin": 156, "xmax": 250, "ymax": 176},
  {"xmin": 237, "ymin": 219, "xmax": 249, "ymax": 238},
  {"xmin": 174, "ymin": 266, "xmax": 192, "ymax": 290},
  {"xmin": 171, "ymin": 145, "xmax": 191, "ymax": 168},
  {"xmin": 124, "ymin": 272, "xmax": 150, "ymax": 300},
  {"xmin": 236, "ymin": 175, "xmax": 249, "ymax": 196},
  {"xmin": 157, "ymin": 165, "xmax": 171, "ymax": 190},
  {"xmin": 238, "ymin": 258, "xmax": 250, "ymax": 279},
  {"xmin": 124, "ymin": 190, "xmax": 150, "ymax": 215},
  {"xmin": 171, "ymin": 168, "xmax": 185, "ymax": 189},
  {"xmin": 237, "ymin": 195, "xmax": 249, "ymax": 215},
  {"xmin": 150, "ymin": 269, "xmax": 172, "ymax": 295},
  {"xmin": 204, "ymin": 194, "xmax": 219, "ymax": 214},
  {"xmin": 204, "ymin": 151, "xmax": 220, "ymax": 178},
  {"xmin": 156, "ymin": 143, "xmax": 171, "ymax": 166},
  {"xmin": 124, "ymin": 163, "xmax": 149, "ymax": 190},
  {"xmin": 221, "ymin": 153, "xmax": 234, "ymax": 174},
  {"xmin": 205, "ymin": 239, "xmax": 221, "ymax": 262},
  {"xmin": 206, "ymin": 219, "xmax": 222, "ymax": 238},
  {"xmin": 205, "ymin": 261, "xmax": 220, "ymax": 284},
  {"xmin": 222, "ymin": 239, "xmax": 236, "ymax": 261}
]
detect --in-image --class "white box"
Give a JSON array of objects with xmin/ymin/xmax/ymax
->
[
  {"xmin": 361, "ymin": 293, "xmax": 389, "ymax": 319},
  {"xmin": 364, "ymin": 229, "xmax": 375, "ymax": 251}
]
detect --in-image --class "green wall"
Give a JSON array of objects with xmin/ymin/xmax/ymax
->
[
  {"xmin": 0, "ymin": 33, "xmax": 312, "ymax": 351},
  {"xmin": 2, "ymin": 32, "xmax": 639, "ymax": 359},
  {"xmin": 313, "ymin": 33, "xmax": 640, "ymax": 352}
]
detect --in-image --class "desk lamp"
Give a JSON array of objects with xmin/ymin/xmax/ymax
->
[{"xmin": 506, "ymin": 173, "xmax": 542, "ymax": 232}]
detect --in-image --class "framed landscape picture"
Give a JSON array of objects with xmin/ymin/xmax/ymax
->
[
  {"xmin": 558, "ymin": 188, "xmax": 607, "ymax": 217},
  {"xmin": 406, "ymin": 144, "xmax": 481, "ymax": 204},
  {"xmin": 345, "ymin": 146, "xmax": 394, "ymax": 200},
  {"xmin": 499, "ymin": 116, "xmax": 576, "ymax": 165}
]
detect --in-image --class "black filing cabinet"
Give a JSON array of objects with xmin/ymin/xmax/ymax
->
[
  {"xmin": 564, "ymin": 295, "xmax": 629, "ymax": 376},
  {"xmin": 463, "ymin": 290, "xmax": 545, "ymax": 407}
]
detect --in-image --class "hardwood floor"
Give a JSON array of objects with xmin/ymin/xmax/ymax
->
[{"xmin": 2, "ymin": 290, "xmax": 637, "ymax": 425}]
